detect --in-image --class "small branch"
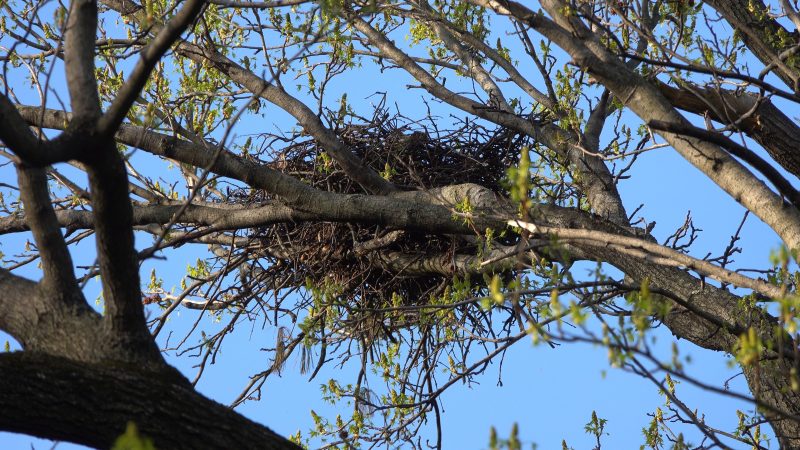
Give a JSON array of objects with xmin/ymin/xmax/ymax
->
[
  {"xmin": 98, "ymin": 0, "xmax": 207, "ymax": 136},
  {"xmin": 207, "ymin": 0, "xmax": 309, "ymax": 7},
  {"xmin": 648, "ymin": 120, "xmax": 800, "ymax": 206},
  {"xmin": 509, "ymin": 219, "xmax": 784, "ymax": 299},
  {"xmin": 353, "ymin": 230, "xmax": 404, "ymax": 256}
]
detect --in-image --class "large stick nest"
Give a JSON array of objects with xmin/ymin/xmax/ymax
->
[{"xmin": 239, "ymin": 111, "xmax": 531, "ymax": 334}]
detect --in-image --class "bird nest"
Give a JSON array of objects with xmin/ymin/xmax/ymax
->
[{"xmin": 241, "ymin": 113, "xmax": 530, "ymax": 333}]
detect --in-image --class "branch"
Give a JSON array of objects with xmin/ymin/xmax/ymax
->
[
  {"xmin": 482, "ymin": 0, "xmax": 800, "ymax": 250},
  {"xmin": 349, "ymin": 13, "xmax": 629, "ymax": 224},
  {"xmin": 97, "ymin": 0, "xmax": 207, "ymax": 136},
  {"xmin": 510, "ymin": 219, "xmax": 784, "ymax": 299},
  {"xmin": 81, "ymin": 141, "xmax": 163, "ymax": 362},
  {"xmin": 0, "ymin": 352, "xmax": 299, "ymax": 450},
  {"xmin": 647, "ymin": 120, "xmax": 800, "ymax": 206},
  {"xmin": 15, "ymin": 164, "xmax": 83, "ymax": 300},
  {"xmin": 658, "ymin": 82, "xmax": 800, "ymax": 179},
  {"xmin": 64, "ymin": 0, "xmax": 101, "ymax": 121},
  {"xmin": 0, "ymin": 202, "xmax": 313, "ymax": 234}
]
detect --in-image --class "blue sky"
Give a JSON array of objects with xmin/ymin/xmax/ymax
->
[{"xmin": 0, "ymin": 2, "xmax": 793, "ymax": 449}]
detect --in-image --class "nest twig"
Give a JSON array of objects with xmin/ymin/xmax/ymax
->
[{"xmin": 235, "ymin": 110, "xmax": 531, "ymax": 336}]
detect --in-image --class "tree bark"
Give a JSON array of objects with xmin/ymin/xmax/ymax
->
[
  {"xmin": 705, "ymin": 0, "xmax": 800, "ymax": 90},
  {"xmin": 658, "ymin": 83, "xmax": 800, "ymax": 179},
  {"xmin": 0, "ymin": 352, "xmax": 300, "ymax": 450}
]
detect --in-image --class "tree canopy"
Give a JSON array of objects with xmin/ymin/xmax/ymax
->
[{"xmin": 3, "ymin": 0, "xmax": 800, "ymax": 448}]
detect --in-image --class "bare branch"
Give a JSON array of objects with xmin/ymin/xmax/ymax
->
[
  {"xmin": 658, "ymin": 82, "xmax": 800, "ymax": 179},
  {"xmin": 647, "ymin": 120, "xmax": 800, "ymax": 206},
  {"xmin": 510, "ymin": 219, "xmax": 784, "ymax": 299}
]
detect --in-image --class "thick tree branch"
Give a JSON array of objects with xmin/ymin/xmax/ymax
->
[
  {"xmin": 647, "ymin": 120, "xmax": 800, "ymax": 206},
  {"xmin": 0, "ymin": 352, "xmax": 299, "ymax": 450},
  {"xmin": 480, "ymin": 0, "xmax": 800, "ymax": 251},
  {"xmin": 82, "ymin": 142, "xmax": 163, "ymax": 362},
  {"xmin": 64, "ymin": 0, "xmax": 101, "ymax": 121},
  {"xmin": 658, "ymin": 83, "xmax": 800, "ymax": 179},
  {"xmin": 16, "ymin": 165, "xmax": 83, "ymax": 300},
  {"xmin": 349, "ymin": 14, "xmax": 629, "ymax": 225},
  {"xmin": 704, "ymin": 0, "xmax": 800, "ymax": 90},
  {"xmin": 0, "ymin": 202, "xmax": 312, "ymax": 234}
]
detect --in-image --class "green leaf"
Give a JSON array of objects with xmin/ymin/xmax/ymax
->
[{"xmin": 112, "ymin": 422, "xmax": 156, "ymax": 450}]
